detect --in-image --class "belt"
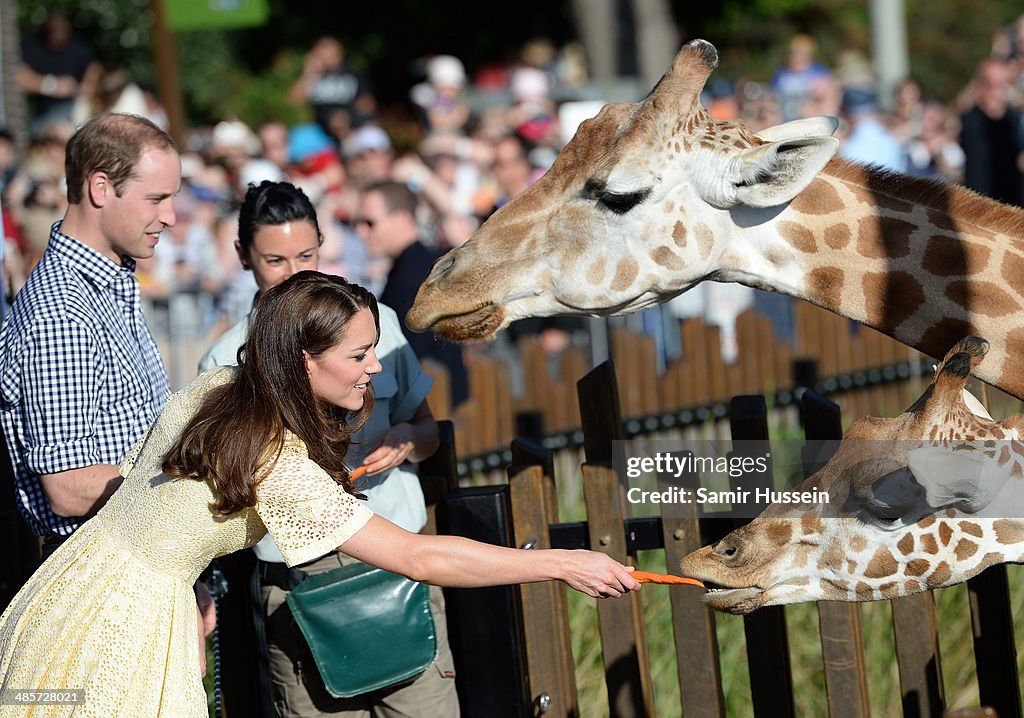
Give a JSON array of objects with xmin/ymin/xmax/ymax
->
[{"xmin": 257, "ymin": 560, "xmax": 308, "ymax": 591}]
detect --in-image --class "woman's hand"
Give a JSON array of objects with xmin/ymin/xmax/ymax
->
[
  {"xmin": 359, "ymin": 423, "xmax": 416, "ymax": 476},
  {"xmin": 560, "ymin": 550, "xmax": 641, "ymax": 598}
]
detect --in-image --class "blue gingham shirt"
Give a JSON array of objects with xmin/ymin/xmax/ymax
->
[{"xmin": 0, "ymin": 223, "xmax": 170, "ymax": 535}]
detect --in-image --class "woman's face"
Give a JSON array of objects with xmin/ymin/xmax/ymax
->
[
  {"xmin": 238, "ymin": 220, "xmax": 320, "ymax": 293},
  {"xmin": 304, "ymin": 307, "xmax": 382, "ymax": 411}
]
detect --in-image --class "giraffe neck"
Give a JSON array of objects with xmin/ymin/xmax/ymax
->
[{"xmin": 717, "ymin": 158, "xmax": 1024, "ymax": 399}]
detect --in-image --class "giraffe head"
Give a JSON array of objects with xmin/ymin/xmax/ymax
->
[
  {"xmin": 678, "ymin": 336, "xmax": 1024, "ymax": 614},
  {"xmin": 406, "ymin": 40, "xmax": 840, "ymax": 340}
]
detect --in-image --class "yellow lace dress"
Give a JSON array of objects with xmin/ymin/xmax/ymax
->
[{"xmin": 0, "ymin": 368, "xmax": 373, "ymax": 717}]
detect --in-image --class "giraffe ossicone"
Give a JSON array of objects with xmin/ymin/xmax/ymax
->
[
  {"xmin": 407, "ymin": 39, "xmax": 1024, "ymax": 399},
  {"xmin": 678, "ymin": 336, "xmax": 1024, "ymax": 614}
]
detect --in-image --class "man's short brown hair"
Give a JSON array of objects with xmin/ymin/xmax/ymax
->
[{"xmin": 65, "ymin": 113, "xmax": 177, "ymax": 204}]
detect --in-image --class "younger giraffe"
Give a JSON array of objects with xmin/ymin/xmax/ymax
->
[
  {"xmin": 407, "ymin": 40, "xmax": 1024, "ymax": 399},
  {"xmin": 678, "ymin": 336, "xmax": 1024, "ymax": 614}
]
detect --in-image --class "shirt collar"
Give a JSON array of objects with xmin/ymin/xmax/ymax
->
[{"xmin": 50, "ymin": 221, "xmax": 138, "ymax": 291}]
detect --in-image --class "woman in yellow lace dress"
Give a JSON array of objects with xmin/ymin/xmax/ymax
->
[{"xmin": 0, "ymin": 272, "xmax": 640, "ymax": 717}]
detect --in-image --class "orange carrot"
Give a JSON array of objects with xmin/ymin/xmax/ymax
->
[
  {"xmin": 630, "ymin": 570, "xmax": 704, "ymax": 587},
  {"xmin": 350, "ymin": 465, "xmax": 368, "ymax": 481}
]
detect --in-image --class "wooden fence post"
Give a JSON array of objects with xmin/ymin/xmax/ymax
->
[
  {"xmin": 577, "ymin": 361, "xmax": 655, "ymax": 718},
  {"xmin": 658, "ymin": 455, "xmax": 726, "ymax": 717},
  {"xmin": 729, "ymin": 396, "xmax": 796, "ymax": 718},
  {"xmin": 967, "ymin": 566, "xmax": 1022, "ymax": 718},
  {"xmin": 418, "ymin": 420, "xmax": 459, "ymax": 537},
  {"xmin": 439, "ymin": 484, "xmax": 531, "ymax": 717},
  {"xmin": 801, "ymin": 391, "xmax": 871, "ymax": 718},
  {"xmin": 891, "ymin": 593, "xmax": 944, "ymax": 718},
  {"xmin": 508, "ymin": 438, "xmax": 579, "ymax": 718}
]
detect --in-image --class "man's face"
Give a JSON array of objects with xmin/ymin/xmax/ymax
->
[
  {"xmin": 98, "ymin": 146, "xmax": 180, "ymax": 261},
  {"xmin": 356, "ymin": 190, "xmax": 401, "ymax": 258}
]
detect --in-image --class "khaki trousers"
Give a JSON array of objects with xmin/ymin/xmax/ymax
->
[{"xmin": 262, "ymin": 552, "xmax": 460, "ymax": 718}]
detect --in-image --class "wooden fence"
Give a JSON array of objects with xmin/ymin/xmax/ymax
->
[
  {"xmin": 427, "ymin": 301, "xmax": 945, "ymax": 464},
  {"xmin": 440, "ymin": 358, "xmax": 1021, "ymax": 717}
]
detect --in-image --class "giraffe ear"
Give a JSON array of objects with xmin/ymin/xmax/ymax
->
[
  {"xmin": 718, "ymin": 136, "xmax": 840, "ymax": 209},
  {"xmin": 754, "ymin": 116, "xmax": 840, "ymax": 143},
  {"xmin": 906, "ymin": 446, "xmax": 1010, "ymax": 513}
]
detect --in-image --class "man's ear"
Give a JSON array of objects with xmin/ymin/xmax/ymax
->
[{"xmin": 87, "ymin": 171, "xmax": 112, "ymax": 208}]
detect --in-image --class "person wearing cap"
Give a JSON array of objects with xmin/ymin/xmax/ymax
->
[
  {"xmin": 410, "ymin": 55, "xmax": 471, "ymax": 134},
  {"xmin": 344, "ymin": 124, "xmax": 395, "ymax": 189},
  {"xmin": 287, "ymin": 122, "xmax": 346, "ymax": 203}
]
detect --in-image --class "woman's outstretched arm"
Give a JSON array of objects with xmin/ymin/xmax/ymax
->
[{"xmin": 341, "ymin": 515, "xmax": 640, "ymax": 598}]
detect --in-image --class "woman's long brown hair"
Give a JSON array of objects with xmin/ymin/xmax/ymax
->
[{"xmin": 163, "ymin": 271, "xmax": 380, "ymax": 514}]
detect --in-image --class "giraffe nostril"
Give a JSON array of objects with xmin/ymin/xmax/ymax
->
[{"xmin": 428, "ymin": 254, "xmax": 456, "ymax": 283}]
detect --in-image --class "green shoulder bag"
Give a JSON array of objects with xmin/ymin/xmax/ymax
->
[{"xmin": 284, "ymin": 561, "xmax": 437, "ymax": 697}]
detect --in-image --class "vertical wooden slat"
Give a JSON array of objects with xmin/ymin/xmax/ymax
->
[
  {"xmin": 682, "ymin": 319, "xmax": 709, "ymax": 406},
  {"xmin": 736, "ymin": 311, "xmax": 761, "ymax": 395},
  {"xmin": 577, "ymin": 360, "xmax": 623, "ymax": 464},
  {"xmin": 967, "ymin": 548, "xmax": 1022, "ymax": 718},
  {"xmin": 705, "ymin": 325, "xmax": 728, "ymax": 403},
  {"xmin": 891, "ymin": 592, "xmax": 944, "ymax": 718},
  {"xmin": 421, "ymin": 357, "xmax": 451, "ymax": 421},
  {"xmin": 582, "ymin": 463, "xmax": 655, "ymax": 718},
  {"xmin": 729, "ymin": 396, "xmax": 796, "ymax": 718},
  {"xmin": 577, "ymin": 361, "xmax": 653, "ymax": 717},
  {"xmin": 637, "ymin": 331, "xmax": 658, "ymax": 416},
  {"xmin": 560, "ymin": 348, "xmax": 588, "ymax": 432},
  {"xmin": 801, "ymin": 392, "xmax": 871, "ymax": 718},
  {"xmin": 470, "ymin": 354, "xmax": 499, "ymax": 452},
  {"xmin": 493, "ymin": 356, "xmax": 514, "ymax": 446},
  {"xmin": 754, "ymin": 313, "xmax": 776, "ymax": 392},
  {"xmin": 509, "ymin": 464, "xmax": 579, "ymax": 718},
  {"xmin": 419, "ymin": 420, "xmax": 459, "ymax": 536},
  {"xmin": 658, "ymin": 459, "xmax": 725, "ymax": 718},
  {"xmin": 521, "ymin": 338, "xmax": 552, "ymax": 435}
]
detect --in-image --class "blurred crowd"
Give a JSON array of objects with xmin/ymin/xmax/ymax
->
[{"xmin": 4, "ymin": 11, "xmax": 1024, "ymax": 391}]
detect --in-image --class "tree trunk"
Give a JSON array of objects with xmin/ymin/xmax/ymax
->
[
  {"xmin": 570, "ymin": 0, "xmax": 618, "ymax": 82},
  {"xmin": 0, "ymin": 0, "xmax": 28, "ymax": 149},
  {"xmin": 632, "ymin": 0, "xmax": 680, "ymax": 91}
]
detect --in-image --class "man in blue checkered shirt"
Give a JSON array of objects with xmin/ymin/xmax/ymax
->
[{"xmin": 0, "ymin": 113, "xmax": 176, "ymax": 552}]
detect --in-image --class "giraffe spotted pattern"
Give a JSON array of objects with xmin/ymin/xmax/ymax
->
[{"xmin": 680, "ymin": 336, "xmax": 1024, "ymax": 614}]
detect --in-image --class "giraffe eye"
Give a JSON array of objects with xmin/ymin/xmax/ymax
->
[{"xmin": 597, "ymin": 189, "xmax": 650, "ymax": 215}]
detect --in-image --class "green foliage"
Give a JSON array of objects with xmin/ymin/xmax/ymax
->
[
  {"xmin": 176, "ymin": 34, "xmax": 309, "ymax": 127},
  {"xmin": 696, "ymin": 0, "xmax": 1023, "ymax": 103},
  {"xmin": 17, "ymin": 0, "xmax": 1024, "ymax": 129},
  {"xmin": 18, "ymin": 0, "xmax": 155, "ymax": 84}
]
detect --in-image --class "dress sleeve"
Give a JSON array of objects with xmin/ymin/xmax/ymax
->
[{"xmin": 255, "ymin": 447, "xmax": 373, "ymax": 567}]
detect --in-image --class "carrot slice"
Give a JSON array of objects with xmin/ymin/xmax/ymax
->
[
  {"xmin": 631, "ymin": 570, "xmax": 704, "ymax": 587},
  {"xmin": 350, "ymin": 465, "xmax": 368, "ymax": 481}
]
